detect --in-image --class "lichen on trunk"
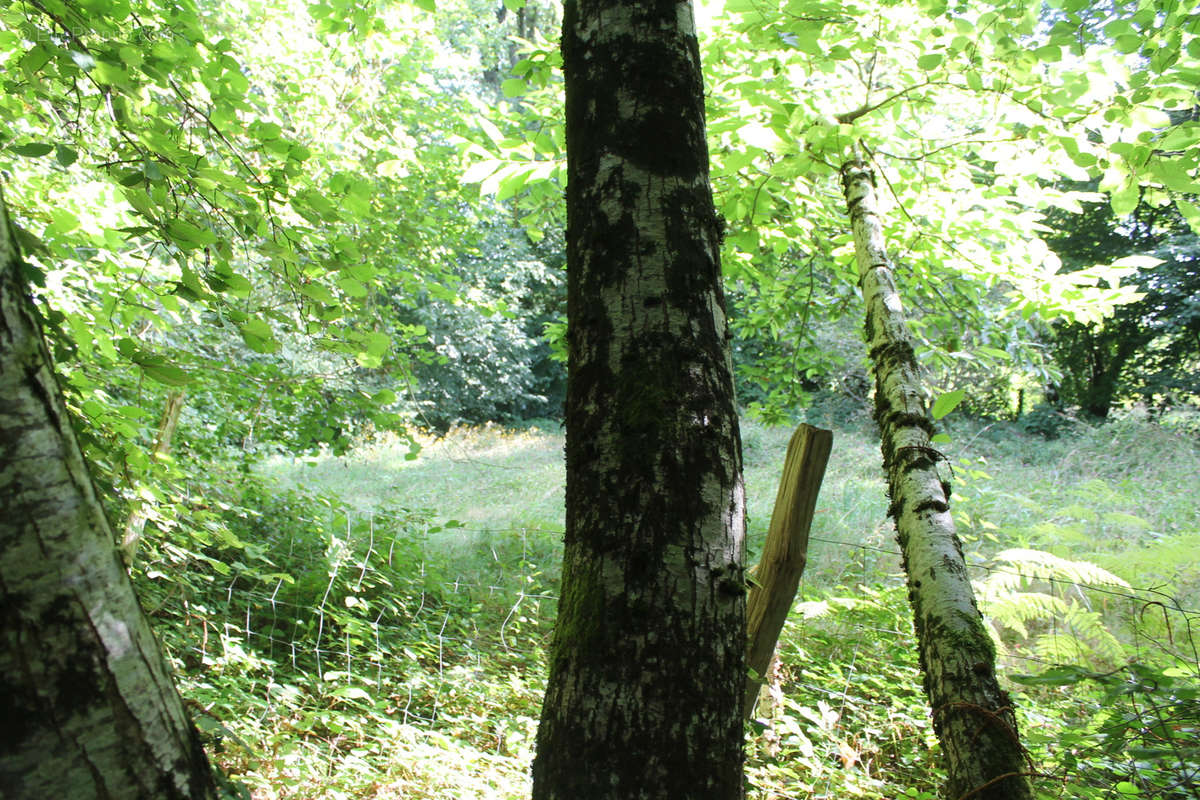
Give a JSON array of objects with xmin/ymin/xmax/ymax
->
[{"xmin": 841, "ymin": 161, "xmax": 1034, "ymax": 800}]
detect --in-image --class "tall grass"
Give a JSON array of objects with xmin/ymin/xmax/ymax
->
[{"xmin": 230, "ymin": 411, "xmax": 1198, "ymax": 799}]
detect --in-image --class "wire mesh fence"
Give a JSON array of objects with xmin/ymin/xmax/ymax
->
[
  {"xmin": 170, "ymin": 503, "xmax": 1199, "ymax": 698},
  {"xmin": 154, "ymin": 501, "xmax": 1198, "ymax": 796}
]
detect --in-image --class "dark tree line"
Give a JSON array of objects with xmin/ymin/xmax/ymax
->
[{"xmin": 1047, "ymin": 196, "xmax": 1200, "ymax": 419}]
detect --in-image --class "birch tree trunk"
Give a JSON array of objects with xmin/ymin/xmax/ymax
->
[
  {"xmin": 531, "ymin": 1, "xmax": 746, "ymax": 797},
  {"xmin": 0, "ymin": 189, "xmax": 219, "ymax": 799},
  {"xmin": 840, "ymin": 161, "xmax": 1034, "ymax": 800}
]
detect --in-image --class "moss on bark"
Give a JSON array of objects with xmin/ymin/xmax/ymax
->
[{"xmin": 842, "ymin": 161, "xmax": 1034, "ymax": 800}]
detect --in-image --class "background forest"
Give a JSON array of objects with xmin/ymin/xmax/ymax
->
[{"xmin": 1, "ymin": 0, "xmax": 1199, "ymax": 797}]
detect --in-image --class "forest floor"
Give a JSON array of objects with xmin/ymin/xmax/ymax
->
[{"xmin": 228, "ymin": 409, "xmax": 1200, "ymax": 799}]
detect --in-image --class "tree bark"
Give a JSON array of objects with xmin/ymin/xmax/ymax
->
[
  {"xmin": 743, "ymin": 423, "xmax": 831, "ymax": 720},
  {"xmin": 840, "ymin": 161, "xmax": 1034, "ymax": 800},
  {"xmin": 531, "ymin": 1, "xmax": 746, "ymax": 797},
  {"xmin": 0, "ymin": 188, "xmax": 219, "ymax": 799}
]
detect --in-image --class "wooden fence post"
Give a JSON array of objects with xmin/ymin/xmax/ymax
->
[{"xmin": 744, "ymin": 423, "xmax": 833, "ymax": 719}]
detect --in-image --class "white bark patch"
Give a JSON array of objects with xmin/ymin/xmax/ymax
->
[
  {"xmin": 578, "ymin": 6, "xmax": 640, "ymax": 45},
  {"xmin": 676, "ymin": 1, "xmax": 696, "ymax": 37},
  {"xmin": 615, "ymin": 88, "xmax": 639, "ymax": 120},
  {"xmin": 93, "ymin": 610, "xmax": 135, "ymax": 659}
]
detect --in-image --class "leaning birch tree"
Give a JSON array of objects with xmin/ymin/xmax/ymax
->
[
  {"xmin": 530, "ymin": 0, "xmax": 747, "ymax": 796},
  {"xmin": 0, "ymin": 189, "xmax": 220, "ymax": 799},
  {"xmin": 840, "ymin": 161, "xmax": 1034, "ymax": 800}
]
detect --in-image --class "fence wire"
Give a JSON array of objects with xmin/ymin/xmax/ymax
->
[
  {"xmin": 169, "ymin": 504, "xmax": 1199, "ymax": 705},
  {"xmin": 159, "ymin": 502, "xmax": 1198, "ymax": 798}
]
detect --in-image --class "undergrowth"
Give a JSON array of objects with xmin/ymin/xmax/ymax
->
[{"xmin": 134, "ymin": 412, "xmax": 1199, "ymax": 799}]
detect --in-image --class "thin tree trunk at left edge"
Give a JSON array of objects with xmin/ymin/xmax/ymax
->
[{"xmin": 0, "ymin": 187, "xmax": 220, "ymax": 800}]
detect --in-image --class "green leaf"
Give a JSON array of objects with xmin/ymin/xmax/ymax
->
[
  {"xmin": 930, "ymin": 389, "xmax": 965, "ymax": 420},
  {"xmin": 1176, "ymin": 199, "xmax": 1200, "ymax": 235},
  {"xmin": 1114, "ymin": 35, "xmax": 1142, "ymax": 54},
  {"xmin": 251, "ymin": 121, "xmax": 283, "ymax": 140},
  {"xmin": 376, "ymin": 159, "xmax": 408, "ymax": 177},
  {"xmin": 496, "ymin": 165, "xmax": 533, "ymax": 201},
  {"xmin": 500, "ymin": 78, "xmax": 527, "ymax": 98},
  {"xmin": 332, "ymin": 686, "xmax": 372, "ymax": 701},
  {"xmin": 166, "ymin": 219, "xmax": 217, "ymax": 249},
  {"xmin": 737, "ymin": 121, "xmax": 781, "ymax": 151},
  {"xmin": 10, "ymin": 142, "xmax": 55, "ymax": 158},
  {"xmin": 413, "ymin": 0, "xmax": 435, "ymax": 11},
  {"xmin": 143, "ymin": 364, "xmax": 192, "ymax": 386},
  {"xmin": 477, "ymin": 116, "xmax": 505, "ymax": 147},
  {"xmin": 503, "ymin": 0, "xmax": 525, "ymax": 10},
  {"xmin": 1158, "ymin": 124, "xmax": 1200, "ymax": 150},
  {"xmin": 239, "ymin": 318, "xmax": 279, "ymax": 353},
  {"xmin": 1034, "ymin": 45, "xmax": 1061, "ymax": 62},
  {"xmin": 337, "ymin": 277, "xmax": 368, "ymax": 298},
  {"xmin": 461, "ymin": 159, "xmax": 502, "ymax": 185},
  {"xmin": 363, "ymin": 331, "xmax": 390, "ymax": 357},
  {"xmin": 55, "ymin": 145, "xmax": 78, "ymax": 167},
  {"xmin": 220, "ymin": 273, "xmax": 253, "ymax": 297},
  {"xmin": 916, "ymin": 53, "xmax": 944, "ymax": 70},
  {"xmin": 48, "ymin": 209, "xmax": 79, "ymax": 234},
  {"xmin": 20, "ymin": 44, "xmax": 54, "ymax": 73},
  {"xmin": 300, "ymin": 191, "xmax": 339, "ymax": 222},
  {"xmin": 372, "ymin": 389, "xmax": 398, "ymax": 405},
  {"xmin": 143, "ymin": 160, "xmax": 164, "ymax": 182},
  {"xmin": 1010, "ymin": 665, "xmax": 1092, "ymax": 686},
  {"xmin": 1110, "ymin": 255, "xmax": 1162, "ymax": 269},
  {"xmin": 300, "ymin": 283, "xmax": 338, "ymax": 305},
  {"xmin": 1109, "ymin": 181, "xmax": 1139, "ymax": 218}
]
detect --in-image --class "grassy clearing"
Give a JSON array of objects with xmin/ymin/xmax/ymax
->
[
  {"xmin": 263, "ymin": 416, "xmax": 898, "ymax": 590},
  {"xmin": 262, "ymin": 412, "xmax": 1200, "ymax": 603},
  {"xmin": 231, "ymin": 411, "xmax": 1199, "ymax": 799}
]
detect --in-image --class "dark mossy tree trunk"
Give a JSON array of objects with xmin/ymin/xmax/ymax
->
[
  {"xmin": 0, "ymin": 190, "xmax": 219, "ymax": 800},
  {"xmin": 530, "ymin": 1, "xmax": 746, "ymax": 798},
  {"xmin": 840, "ymin": 162, "xmax": 1034, "ymax": 800}
]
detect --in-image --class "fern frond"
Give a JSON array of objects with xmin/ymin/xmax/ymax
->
[
  {"xmin": 990, "ymin": 548, "xmax": 1130, "ymax": 589},
  {"xmin": 1034, "ymin": 632, "xmax": 1089, "ymax": 663},
  {"xmin": 973, "ymin": 569, "xmax": 1026, "ymax": 598},
  {"xmin": 983, "ymin": 591, "xmax": 1069, "ymax": 639},
  {"xmin": 1061, "ymin": 603, "xmax": 1125, "ymax": 663}
]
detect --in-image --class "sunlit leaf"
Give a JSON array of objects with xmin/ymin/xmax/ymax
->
[
  {"xmin": 916, "ymin": 52, "xmax": 943, "ymax": 70},
  {"xmin": 930, "ymin": 389, "xmax": 965, "ymax": 420},
  {"xmin": 143, "ymin": 364, "xmax": 192, "ymax": 386}
]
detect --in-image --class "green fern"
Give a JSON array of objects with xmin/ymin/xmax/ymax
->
[
  {"xmin": 981, "ymin": 548, "xmax": 1130, "ymax": 594},
  {"xmin": 981, "ymin": 591, "xmax": 1068, "ymax": 640},
  {"xmin": 1032, "ymin": 632, "xmax": 1089, "ymax": 663},
  {"xmin": 975, "ymin": 548, "xmax": 1129, "ymax": 668}
]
